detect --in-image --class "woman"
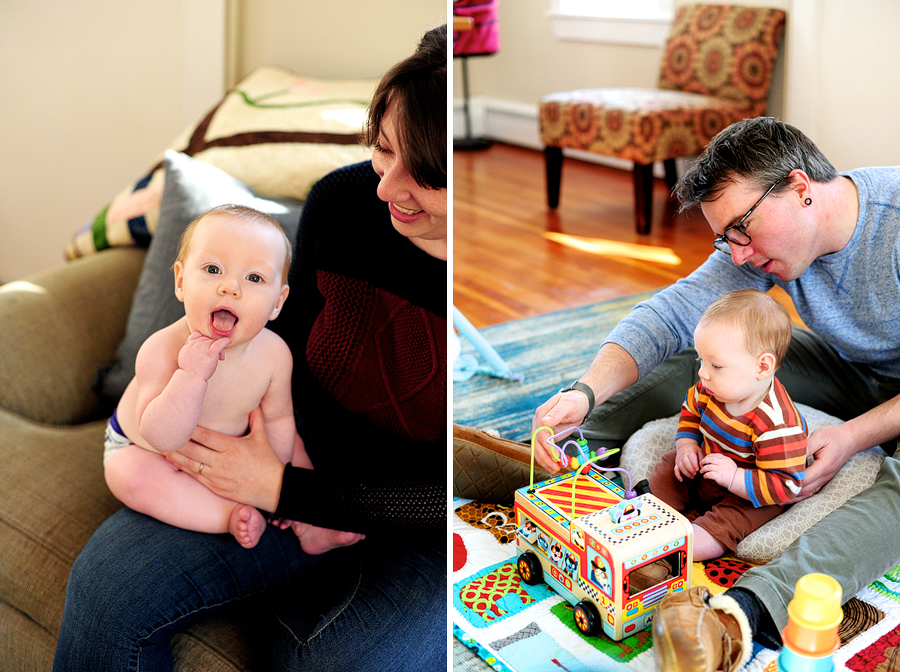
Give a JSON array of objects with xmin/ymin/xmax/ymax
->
[{"xmin": 53, "ymin": 24, "xmax": 447, "ymax": 672}]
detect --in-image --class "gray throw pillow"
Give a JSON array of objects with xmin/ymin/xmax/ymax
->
[{"xmin": 94, "ymin": 150, "xmax": 303, "ymax": 406}]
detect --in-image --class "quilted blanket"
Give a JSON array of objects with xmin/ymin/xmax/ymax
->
[{"xmin": 453, "ymin": 498, "xmax": 900, "ymax": 672}]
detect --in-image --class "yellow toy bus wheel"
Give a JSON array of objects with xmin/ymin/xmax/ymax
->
[
  {"xmin": 516, "ymin": 552, "xmax": 544, "ymax": 586},
  {"xmin": 574, "ymin": 600, "xmax": 601, "ymax": 637}
]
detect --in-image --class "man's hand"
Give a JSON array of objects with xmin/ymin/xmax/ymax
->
[
  {"xmin": 531, "ymin": 392, "xmax": 591, "ymax": 473},
  {"xmin": 178, "ymin": 332, "xmax": 230, "ymax": 381},
  {"xmin": 792, "ymin": 423, "xmax": 855, "ymax": 501},
  {"xmin": 529, "ymin": 344, "xmax": 639, "ymax": 474}
]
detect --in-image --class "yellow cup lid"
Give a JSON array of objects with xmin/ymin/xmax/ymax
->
[{"xmin": 787, "ymin": 573, "xmax": 843, "ymax": 630}]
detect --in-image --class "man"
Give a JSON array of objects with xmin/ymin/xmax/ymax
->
[{"xmin": 532, "ymin": 117, "xmax": 900, "ymax": 671}]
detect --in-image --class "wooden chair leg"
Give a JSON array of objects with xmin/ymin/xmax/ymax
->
[
  {"xmin": 632, "ymin": 162, "xmax": 654, "ymax": 235},
  {"xmin": 663, "ymin": 158, "xmax": 678, "ymax": 192},
  {"xmin": 662, "ymin": 159, "xmax": 680, "ymax": 225},
  {"xmin": 544, "ymin": 146, "xmax": 563, "ymax": 209}
]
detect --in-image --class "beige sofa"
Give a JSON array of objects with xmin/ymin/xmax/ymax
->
[{"xmin": 0, "ymin": 65, "xmax": 376, "ymax": 671}]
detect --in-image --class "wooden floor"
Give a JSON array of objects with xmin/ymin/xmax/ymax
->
[{"xmin": 452, "ymin": 143, "xmax": 715, "ymax": 329}]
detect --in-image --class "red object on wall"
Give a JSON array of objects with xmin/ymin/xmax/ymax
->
[
  {"xmin": 453, "ymin": 0, "xmax": 500, "ymax": 57},
  {"xmin": 452, "ymin": 0, "xmax": 500, "ymax": 149}
]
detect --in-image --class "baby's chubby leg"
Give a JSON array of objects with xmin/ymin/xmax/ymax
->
[
  {"xmin": 691, "ymin": 523, "xmax": 728, "ymax": 561},
  {"xmin": 289, "ymin": 432, "xmax": 314, "ymax": 469},
  {"xmin": 105, "ymin": 444, "xmax": 267, "ymax": 548}
]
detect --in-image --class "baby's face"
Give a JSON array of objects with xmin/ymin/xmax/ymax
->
[
  {"xmin": 174, "ymin": 214, "xmax": 289, "ymax": 347},
  {"xmin": 693, "ymin": 321, "xmax": 765, "ymax": 406}
]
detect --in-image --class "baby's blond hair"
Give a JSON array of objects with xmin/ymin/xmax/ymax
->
[
  {"xmin": 175, "ymin": 205, "xmax": 293, "ymax": 282},
  {"xmin": 698, "ymin": 289, "xmax": 792, "ymax": 368}
]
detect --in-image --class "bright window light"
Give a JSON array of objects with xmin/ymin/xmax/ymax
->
[
  {"xmin": 557, "ymin": 0, "xmax": 673, "ymax": 19},
  {"xmin": 544, "ymin": 232, "xmax": 682, "ymax": 265},
  {"xmin": 550, "ymin": 0, "xmax": 674, "ymax": 46}
]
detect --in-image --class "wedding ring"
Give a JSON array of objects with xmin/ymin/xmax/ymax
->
[{"xmin": 198, "ymin": 463, "xmax": 205, "ymax": 475}]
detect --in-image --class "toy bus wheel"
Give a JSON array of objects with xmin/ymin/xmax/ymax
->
[
  {"xmin": 516, "ymin": 553, "xmax": 543, "ymax": 585},
  {"xmin": 574, "ymin": 600, "xmax": 601, "ymax": 636}
]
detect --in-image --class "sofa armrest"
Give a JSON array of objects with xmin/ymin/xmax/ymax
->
[{"xmin": 0, "ymin": 248, "xmax": 146, "ymax": 425}]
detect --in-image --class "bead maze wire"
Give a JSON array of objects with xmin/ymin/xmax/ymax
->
[{"xmin": 530, "ymin": 426, "xmax": 639, "ymax": 520}]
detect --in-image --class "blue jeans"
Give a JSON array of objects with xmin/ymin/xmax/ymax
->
[{"xmin": 53, "ymin": 508, "xmax": 447, "ymax": 671}]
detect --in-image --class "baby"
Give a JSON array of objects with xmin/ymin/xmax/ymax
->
[
  {"xmin": 648, "ymin": 289, "xmax": 808, "ymax": 560},
  {"xmin": 104, "ymin": 204, "xmax": 361, "ymax": 551}
]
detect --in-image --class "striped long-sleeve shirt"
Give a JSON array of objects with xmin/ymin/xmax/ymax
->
[{"xmin": 676, "ymin": 376, "xmax": 807, "ymax": 507}]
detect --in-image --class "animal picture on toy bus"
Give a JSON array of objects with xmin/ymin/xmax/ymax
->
[
  {"xmin": 588, "ymin": 550, "xmax": 612, "ymax": 595},
  {"xmin": 564, "ymin": 551, "xmax": 577, "ymax": 576},
  {"xmin": 520, "ymin": 516, "xmax": 577, "ymax": 579}
]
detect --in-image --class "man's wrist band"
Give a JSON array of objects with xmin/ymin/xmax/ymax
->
[{"xmin": 558, "ymin": 380, "xmax": 595, "ymax": 424}]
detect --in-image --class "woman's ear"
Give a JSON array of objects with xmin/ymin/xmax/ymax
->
[{"xmin": 757, "ymin": 352, "xmax": 776, "ymax": 379}]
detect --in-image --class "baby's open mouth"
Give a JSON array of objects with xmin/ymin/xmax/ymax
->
[{"xmin": 211, "ymin": 309, "xmax": 238, "ymax": 335}]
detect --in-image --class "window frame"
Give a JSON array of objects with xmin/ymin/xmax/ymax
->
[{"xmin": 549, "ymin": 0, "xmax": 674, "ymax": 47}]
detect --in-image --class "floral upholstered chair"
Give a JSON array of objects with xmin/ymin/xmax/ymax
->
[{"xmin": 539, "ymin": 4, "xmax": 786, "ymax": 234}]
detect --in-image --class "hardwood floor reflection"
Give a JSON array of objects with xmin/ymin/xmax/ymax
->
[{"xmin": 453, "ymin": 143, "xmax": 714, "ymax": 328}]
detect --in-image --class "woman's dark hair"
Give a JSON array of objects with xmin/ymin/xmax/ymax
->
[
  {"xmin": 363, "ymin": 24, "xmax": 447, "ymax": 190},
  {"xmin": 675, "ymin": 117, "xmax": 838, "ymax": 212}
]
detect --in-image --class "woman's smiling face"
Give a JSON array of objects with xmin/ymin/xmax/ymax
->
[{"xmin": 371, "ymin": 102, "xmax": 447, "ymax": 249}]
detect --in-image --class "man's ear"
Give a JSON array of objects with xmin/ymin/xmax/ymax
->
[
  {"xmin": 788, "ymin": 169, "xmax": 812, "ymax": 207},
  {"xmin": 173, "ymin": 261, "xmax": 185, "ymax": 303},
  {"xmin": 757, "ymin": 352, "xmax": 776, "ymax": 379}
]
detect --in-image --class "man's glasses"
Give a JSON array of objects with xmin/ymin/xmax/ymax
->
[{"xmin": 713, "ymin": 174, "xmax": 791, "ymax": 255}]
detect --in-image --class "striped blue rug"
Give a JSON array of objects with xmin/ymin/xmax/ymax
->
[{"xmin": 452, "ymin": 289, "xmax": 663, "ymax": 443}]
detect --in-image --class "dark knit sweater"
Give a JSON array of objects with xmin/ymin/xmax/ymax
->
[{"xmin": 270, "ymin": 161, "xmax": 446, "ymax": 535}]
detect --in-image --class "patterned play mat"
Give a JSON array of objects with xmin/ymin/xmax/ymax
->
[{"xmin": 452, "ymin": 497, "xmax": 900, "ymax": 672}]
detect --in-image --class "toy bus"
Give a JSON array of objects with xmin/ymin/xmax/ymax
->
[{"xmin": 514, "ymin": 468, "xmax": 693, "ymax": 640}]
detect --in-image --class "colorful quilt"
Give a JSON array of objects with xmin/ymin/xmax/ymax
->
[{"xmin": 452, "ymin": 498, "xmax": 900, "ymax": 672}]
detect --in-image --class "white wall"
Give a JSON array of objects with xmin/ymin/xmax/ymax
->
[
  {"xmin": 453, "ymin": 7, "xmax": 664, "ymax": 109},
  {"xmin": 454, "ymin": 0, "xmax": 900, "ymax": 174},
  {"xmin": 0, "ymin": 0, "xmax": 221, "ymax": 282},
  {"xmin": 235, "ymin": 1, "xmax": 448, "ymax": 83},
  {"xmin": 809, "ymin": 0, "xmax": 900, "ymax": 170},
  {"xmin": 0, "ymin": 0, "xmax": 447, "ymax": 282}
]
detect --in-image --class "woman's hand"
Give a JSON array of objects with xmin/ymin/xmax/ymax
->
[{"xmin": 166, "ymin": 407, "xmax": 285, "ymax": 512}]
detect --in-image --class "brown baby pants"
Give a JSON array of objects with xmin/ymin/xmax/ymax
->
[{"xmin": 648, "ymin": 449, "xmax": 787, "ymax": 551}]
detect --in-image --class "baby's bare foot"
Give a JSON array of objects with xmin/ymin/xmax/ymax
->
[
  {"xmin": 291, "ymin": 521, "xmax": 365, "ymax": 555},
  {"xmin": 229, "ymin": 505, "xmax": 266, "ymax": 548}
]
